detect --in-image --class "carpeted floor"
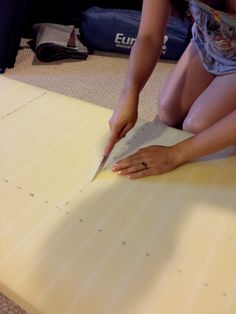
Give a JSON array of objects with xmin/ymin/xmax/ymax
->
[
  {"xmin": 0, "ymin": 293, "xmax": 27, "ymax": 314},
  {"xmin": 1, "ymin": 39, "xmax": 176, "ymax": 314},
  {"xmin": 4, "ymin": 39, "xmax": 176, "ymax": 121}
]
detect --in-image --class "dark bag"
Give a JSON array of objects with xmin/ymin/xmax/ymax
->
[
  {"xmin": 0, "ymin": 0, "xmax": 31, "ymax": 73},
  {"xmin": 80, "ymin": 7, "xmax": 192, "ymax": 60}
]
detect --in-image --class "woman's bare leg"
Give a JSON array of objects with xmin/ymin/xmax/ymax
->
[
  {"xmin": 157, "ymin": 42, "xmax": 214, "ymax": 127},
  {"xmin": 183, "ymin": 72, "xmax": 236, "ymax": 133}
]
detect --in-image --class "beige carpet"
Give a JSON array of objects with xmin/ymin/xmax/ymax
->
[
  {"xmin": 1, "ymin": 39, "xmax": 175, "ymax": 314},
  {"xmin": 4, "ymin": 39, "xmax": 176, "ymax": 121},
  {"xmin": 0, "ymin": 293, "xmax": 27, "ymax": 314}
]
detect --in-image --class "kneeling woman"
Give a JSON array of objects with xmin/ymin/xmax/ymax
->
[{"xmin": 104, "ymin": 0, "xmax": 236, "ymax": 179}]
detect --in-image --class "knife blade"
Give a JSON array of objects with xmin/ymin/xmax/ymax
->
[{"xmin": 91, "ymin": 154, "xmax": 110, "ymax": 182}]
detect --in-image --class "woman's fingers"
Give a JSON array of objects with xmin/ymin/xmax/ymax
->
[
  {"xmin": 128, "ymin": 169, "xmax": 153, "ymax": 179},
  {"xmin": 103, "ymin": 130, "xmax": 119, "ymax": 157},
  {"xmin": 112, "ymin": 145, "xmax": 182, "ymax": 178},
  {"xmin": 113, "ymin": 161, "xmax": 147, "ymax": 174}
]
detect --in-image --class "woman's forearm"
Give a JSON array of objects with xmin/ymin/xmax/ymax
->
[
  {"xmin": 120, "ymin": 0, "xmax": 170, "ymax": 98},
  {"xmin": 175, "ymin": 110, "xmax": 236, "ymax": 164},
  {"xmin": 121, "ymin": 36, "xmax": 163, "ymax": 97}
]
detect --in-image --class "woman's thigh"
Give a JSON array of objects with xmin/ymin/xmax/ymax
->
[
  {"xmin": 158, "ymin": 42, "xmax": 214, "ymax": 126},
  {"xmin": 183, "ymin": 72, "xmax": 236, "ymax": 133}
]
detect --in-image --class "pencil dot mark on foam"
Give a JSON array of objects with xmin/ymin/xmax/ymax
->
[{"xmin": 29, "ymin": 193, "xmax": 34, "ymax": 197}]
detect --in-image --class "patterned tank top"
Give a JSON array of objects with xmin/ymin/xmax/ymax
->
[{"xmin": 189, "ymin": 0, "xmax": 236, "ymax": 75}]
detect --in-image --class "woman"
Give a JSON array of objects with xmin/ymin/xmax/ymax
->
[{"xmin": 104, "ymin": 0, "xmax": 236, "ymax": 179}]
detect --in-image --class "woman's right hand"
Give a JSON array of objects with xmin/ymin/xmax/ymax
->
[{"xmin": 103, "ymin": 93, "xmax": 139, "ymax": 156}]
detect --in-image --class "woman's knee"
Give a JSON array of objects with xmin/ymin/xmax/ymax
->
[
  {"xmin": 157, "ymin": 94, "xmax": 183, "ymax": 127},
  {"xmin": 182, "ymin": 114, "xmax": 208, "ymax": 134}
]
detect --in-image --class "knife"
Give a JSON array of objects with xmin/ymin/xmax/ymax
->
[{"xmin": 91, "ymin": 154, "xmax": 110, "ymax": 182}]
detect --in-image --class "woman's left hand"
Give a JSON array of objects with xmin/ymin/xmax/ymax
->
[{"xmin": 112, "ymin": 145, "xmax": 183, "ymax": 179}]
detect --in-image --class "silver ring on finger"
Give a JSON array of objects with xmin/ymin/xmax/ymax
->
[{"xmin": 141, "ymin": 161, "xmax": 148, "ymax": 170}]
